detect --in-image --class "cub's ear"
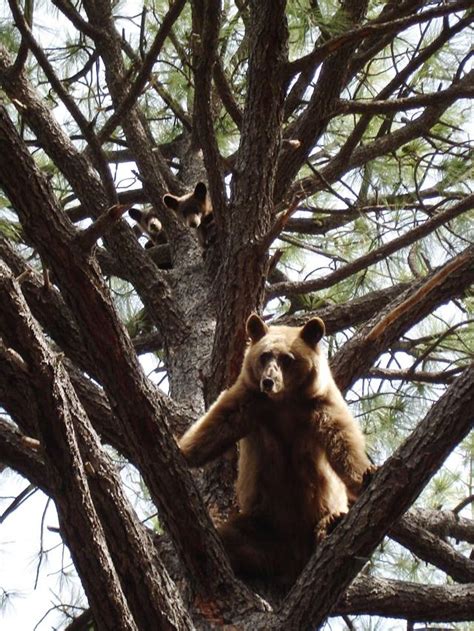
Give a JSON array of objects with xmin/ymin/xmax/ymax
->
[
  {"xmin": 163, "ymin": 194, "xmax": 180, "ymax": 210},
  {"xmin": 246, "ymin": 313, "xmax": 268, "ymax": 343},
  {"xmin": 300, "ymin": 318, "xmax": 325, "ymax": 348},
  {"xmin": 193, "ymin": 182, "xmax": 207, "ymax": 201},
  {"xmin": 129, "ymin": 207, "xmax": 143, "ymax": 222}
]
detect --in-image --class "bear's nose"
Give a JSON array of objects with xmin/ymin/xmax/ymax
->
[
  {"xmin": 262, "ymin": 378, "xmax": 274, "ymax": 392},
  {"xmin": 187, "ymin": 215, "xmax": 201, "ymax": 228}
]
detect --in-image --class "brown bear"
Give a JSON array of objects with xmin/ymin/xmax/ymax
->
[
  {"xmin": 179, "ymin": 314, "xmax": 373, "ymax": 582},
  {"xmin": 163, "ymin": 182, "xmax": 214, "ymax": 247},
  {"xmin": 129, "ymin": 206, "xmax": 166, "ymax": 249}
]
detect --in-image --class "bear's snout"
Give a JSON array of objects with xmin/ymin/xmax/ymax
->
[
  {"xmin": 186, "ymin": 213, "xmax": 201, "ymax": 228},
  {"xmin": 259, "ymin": 360, "xmax": 283, "ymax": 395},
  {"xmin": 261, "ymin": 377, "xmax": 274, "ymax": 392}
]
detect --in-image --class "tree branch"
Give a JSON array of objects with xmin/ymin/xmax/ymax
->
[
  {"xmin": 0, "ymin": 260, "xmax": 193, "ymax": 630},
  {"xmin": 7, "ymin": 0, "xmax": 117, "ymax": 203},
  {"xmin": 191, "ymin": 0, "xmax": 227, "ymax": 225},
  {"xmin": 266, "ymin": 194, "xmax": 473, "ymax": 300},
  {"xmin": 335, "ymin": 83, "xmax": 474, "ymax": 115},
  {"xmin": 410, "ymin": 508, "xmax": 474, "ymax": 545},
  {"xmin": 0, "ymin": 417, "xmax": 50, "ymax": 493},
  {"xmin": 331, "ymin": 246, "xmax": 474, "ymax": 392},
  {"xmin": 97, "ymin": 0, "xmax": 187, "ymax": 144},
  {"xmin": 336, "ymin": 576, "xmax": 474, "ymax": 622},
  {"xmin": 0, "ymin": 260, "xmax": 138, "ymax": 631},
  {"xmin": 285, "ymin": 0, "xmax": 472, "ymax": 78},
  {"xmin": 391, "ymin": 514, "xmax": 474, "ymax": 583}
]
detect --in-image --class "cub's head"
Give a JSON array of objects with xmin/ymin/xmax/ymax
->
[
  {"xmin": 163, "ymin": 182, "xmax": 211, "ymax": 229},
  {"xmin": 243, "ymin": 313, "xmax": 329, "ymax": 398},
  {"xmin": 129, "ymin": 207, "xmax": 164, "ymax": 247}
]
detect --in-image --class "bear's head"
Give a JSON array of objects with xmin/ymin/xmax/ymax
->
[
  {"xmin": 129, "ymin": 207, "xmax": 164, "ymax": 247},
  {"xmin": 243, "ymin": 314, "xmax": 329, "ymax": 399},
  {"xmin": 163, "ymin": 182, "xmax": 211, "ymax": 229}
]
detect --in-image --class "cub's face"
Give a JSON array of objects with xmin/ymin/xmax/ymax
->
[
  {"xmin": 129, "ymin": 207, "xmax": 163, "ymax": 244},
  {"xmin": 163, "ymin": 182, "xmax": 210, "ymax": 228},
  {"xmin": 244, "ymin": 314, "xmax": 326, "ymax": 399}
]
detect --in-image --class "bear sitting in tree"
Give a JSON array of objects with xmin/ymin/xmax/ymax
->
[{"xmin": 180, "ymin": 314, "xmax": 373, "ymax": 583}]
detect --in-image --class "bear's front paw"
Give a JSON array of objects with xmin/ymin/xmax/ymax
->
[
  {"xmin": 361, "ymin": 463, "xmax": 378, "ymax": 490},
  {"xmin": 315, "ymin": 512, "xmax": 347, "ymax": 542}
]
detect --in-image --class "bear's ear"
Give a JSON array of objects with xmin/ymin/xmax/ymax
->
[
  {"xmin": 129, "ymin": 207, "xmax": 143, "ymax": 222},
  {"xmin": 163, "ymin": 194, "xmax": 180, "ymax": 210},
  {"xmin": 193, "ymin": 182, "xmax": 207, "ymax": 201},
  {"xmin": 246, "ymin": 313, "xmax": 268, "ymax": 343},
  {"xmin": 300, "ymin": 318, "xmax": 325, "ymax": 348}
]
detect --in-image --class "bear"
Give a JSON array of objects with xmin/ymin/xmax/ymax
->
[
  {"xmin": 163, "ymin": 181, "xmax": 215, "ymax": 248},
  {"xmin": 179, "ymin": 314, "xmax": 373, "ymax": 583},
  {"xmin": 129, "ymin": 206, "xmax": 166, "ymax": 249}
]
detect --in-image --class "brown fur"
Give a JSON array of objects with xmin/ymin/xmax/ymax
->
[
  {"xmin": 179, "ymin": 314, "xmax": 372, "ymax": 582},
  {"xmin": 163, "ymin": 182, "xmax": 214, "ymax": 247}
]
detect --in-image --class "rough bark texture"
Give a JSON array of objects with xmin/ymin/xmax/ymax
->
[{"xmin": 0, "ymin": 1, "xmax": 473, "ymax": 629}]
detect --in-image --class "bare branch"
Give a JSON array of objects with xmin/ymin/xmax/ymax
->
[
  {"xmin": 331, "ymin": 246, "xmax": 474, "ymax": 393},
  {"xmin": 266, "ymin": 194, "xmax": 473, "ymax": 300},
  {"xmin": 337, "ymin": 576, "xmax": 474, "ymax": 622},
  {"xmin": 391, "ymin": 514, "xmax": 474, "ymax": 583},
  {"xmin": 286, "ymin": 0, "xmax": 472, "ymax": 78},
  {"xmin": 97, "ymin": 0, "xmax": 187, "ymax": 143}
]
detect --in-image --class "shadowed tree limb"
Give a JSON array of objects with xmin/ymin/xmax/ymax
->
[
  {"xmin": 0, "ymin": 261, "xmax": 194, "ymax": 631},
  {"xmin": 336, "ymin": 576, "xmax": 474, "ymax": 622},
  {"xmin": 408, "ymin": 508, "xmax": 474, "ymax": 544},
  {"xmin": 0, "ymin": 104, "xmax": 262, "ymax": 614},
  {"xmin": 0, "ymin": 417, "xmax": 50, "ymax": 493},
  {"xmin": 0, "ymin": 260, "xmax": 139, "ymax": 631}
]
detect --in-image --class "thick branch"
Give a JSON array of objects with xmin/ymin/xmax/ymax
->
[
  {"xmin": 335, "ymin": 83, "xmax": 474, "ymax": 115},
  {"xmin": 0, "ymin": 417, "xmax": 50, "ymax": 493},
  {"xmin": 391, "ymin": 514, "xmax": 474, "ymax": 583},
  {"xmin": 0, "ymin": 103, "xmax": 260, "ymax": 613},
  {"xmin": 410, "ymin": 508, "xmax": 474, "ymax": 545},
  {"xmin": 192, "ymin": 0, "xmax": 227, "ymax": 224},
  {"xmin": 209, "ymin": 0, "xmax": 289, "ymax": 395},
  {"xmin": 0, "ymin": 261, "xmax": 137, "ymax": 631},
  {"xmin": 0, "ymin": 261, "xmax": 192, "ymax": 631},
  {"xmin": 274, "ymin": 281, "xmax": 411, "ymax": 333},
  {"xmin": 336, "ymin": 576, "xmax": 474, "ymax": 622}
]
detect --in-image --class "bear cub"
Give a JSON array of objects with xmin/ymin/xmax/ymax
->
[
  {"xmin": 164, "ymin": 181, "xmax": 214, "ymax": 247},
  {"xmin": 179, "ymin": 314, "xmax": 373, "ymax": 582},
  {"xmin": 129, "ymin": 183, "xmax": 214, "ymax": 249},
  {"xmin": 129, "ymin": 206, "xmax": 166, "ymax": 249}
]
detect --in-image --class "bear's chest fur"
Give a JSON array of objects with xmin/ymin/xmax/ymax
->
[{"xmin": 235, "ymin": 394, "xmax": 345, "ymax": 531}]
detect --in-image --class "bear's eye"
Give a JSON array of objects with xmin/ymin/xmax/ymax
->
[
  {"xmin": 279, "ymin": 353, "xmax": 294, "ymax": 368},
  {"xmin": 260, "ymin": 352, "xmax": 273, "ymax": 365}
]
